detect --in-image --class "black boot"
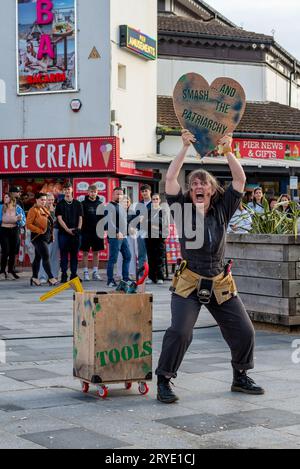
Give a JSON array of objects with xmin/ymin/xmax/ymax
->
[
  {"xmin": 231, "ymin": 370, "xmax": 265, "ymax": 395},
  {"xmin": 61, "ymin": 273, "xmax": 68, "ymax": 284},
  {"xmin": 157, "ymin": 375, "xmax": 179, "ymax": 404}
]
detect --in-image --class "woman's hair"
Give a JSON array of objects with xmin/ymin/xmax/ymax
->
[
  {"xmin": 186, "ymin": 169, "xmax": 224, "ymax": 204},
  {"xmin": 278, "ymin": 193, "xmax": 291, "ymax": 203},
  {"xmin": 3, "ymin": 193, "xmax": 16, "ymax": 213},
  {"xmin": 123, "ymin": 195, "xmax": 131, "ymax": 204},
  {"xmin": 268, "ymin": 197, "xmax": 278, "ymax": 209},
  {"xmin": 35, "ymin": 192, "xmax": 47, "ymax": 201}
]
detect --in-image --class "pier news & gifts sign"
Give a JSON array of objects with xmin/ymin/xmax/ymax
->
[{"xmin": 17, "ymin": 0, "xmax": 77, "ymax": 95}]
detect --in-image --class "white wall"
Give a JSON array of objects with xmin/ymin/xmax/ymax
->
[
  {"xmin": 0, "ymin": 79, "xmax": 5, "ymax": 104},
  {"xmin": 0, "ymin": 0, "xmax": 111, "ymax": 140},
  {"xmin": 266, "ymin": 67, "xmax": 300, "ymax": 109},
  {"xmin": 110, "ymin": 0, "xmax": 157, "ymax": 158},
  {"xmin": 158, "ymin": 58, "xmax": 266, "ymax": 101},
  {"xmin": 160, "ymin": 135, "xmax": 197, "ymax": 157},
  {"xmin": 158, "ymin": 57, "xmax": 300, "ymax": 109}
]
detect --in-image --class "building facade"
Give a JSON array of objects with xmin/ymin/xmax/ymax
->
[
  {"xmin": 134, "ymin": 0, "xmax": 300, "ymax": 200},
  {"xmin": 0, "ymin": 0, "xmax": 158, "ymax": 204}
]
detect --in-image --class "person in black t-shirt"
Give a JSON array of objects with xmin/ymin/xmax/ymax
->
[
  {"xmin": 81, "ymin": 185, "xmax": 104, "ymax": 281},
  {"xmin": 156, "ymin": 131, "xmax": 264, "ymax": 404},
  {"xmin": 55, "ymin": 184, "xmax": 83, "ymax": 283}
]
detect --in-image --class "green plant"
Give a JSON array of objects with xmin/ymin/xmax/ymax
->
[{"xmin": 244, "ymin": 198, "xmax": 300, "ymax": 236}]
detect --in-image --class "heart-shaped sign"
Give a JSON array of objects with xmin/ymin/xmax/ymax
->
[{"xmin": 173, "ymin": 73, "xmax": 246, "ymax": 157}]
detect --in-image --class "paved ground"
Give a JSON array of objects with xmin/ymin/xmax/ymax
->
[{"xmin": 0, "ymin": 272, "xmax": 300, "ymax": 449}]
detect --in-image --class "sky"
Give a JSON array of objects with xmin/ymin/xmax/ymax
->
[{"xmin": 207, "ymin": 0, "xmax": 300, "ymax": 61}]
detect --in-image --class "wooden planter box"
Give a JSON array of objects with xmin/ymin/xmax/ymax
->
[
  {"xmin": 225, "ymin": 234, "xmax": 300, "ymax": 327},
  {"xmin": 73, "ymin": 292, "xmax": 153, "ymax": 386}
]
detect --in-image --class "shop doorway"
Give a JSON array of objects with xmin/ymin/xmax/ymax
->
[{"xmin": 121, "ymin": 181, "xmax": 139, "ymax": 204}]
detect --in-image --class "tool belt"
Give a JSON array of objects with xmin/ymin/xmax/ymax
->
[{"xmin": 170, "ymin": 262, "xmax": 238, "ymax": 305}]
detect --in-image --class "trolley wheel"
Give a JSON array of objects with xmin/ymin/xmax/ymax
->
[
  {"xmin": 138, "ymin": 382, "xmax": 149, "ymax": 395},
  {"xmin": 125, "ymin": 382, "xmax": 132, "ymax": 390},
  {"xmin": 97, "ymin": 385, "xmax": 108, "ymax": 399},
  {"xmin": 81, "ymin": 381, "xmax": 89, "ymax": 394}
]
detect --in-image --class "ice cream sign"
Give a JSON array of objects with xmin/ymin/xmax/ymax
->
[{"xmin": 0, "ymin": 137, "xmax": 118, "ymax": 174}]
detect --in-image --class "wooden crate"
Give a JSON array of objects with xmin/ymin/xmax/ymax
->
[
  {"xmin": 226, "ymin": 234, "xmax": 300, "ymax": 327},
  {"xmin": 73, "ymin": 292, "xmax": 153, "ymax": 385}
]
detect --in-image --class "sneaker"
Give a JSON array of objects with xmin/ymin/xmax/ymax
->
[
  {"xmin": 146, "ymin": 279, "xmax": 153, "ymax": 285},
  {"xmin": 9, "ymin": 271, "xmax": 20, "ymax": 280},
  {"xmin": 157, "ymin": 376, "xmax": 179, "ymax": 404},
  {"xmin": 0, "ymin": 272, "xmax": 6, "ymax": 281},
  {"xmin": 92, "ymin": 271, "xmax": 102, "ymax": 281},
  {"xmin": 107, "ymin": 281, "xmax": 118, "ymax": 288},
  {"xmin": 157, "ymin": 279, "xmax": 164, "ymax": 285},
  {"xmin": 231, "ymin": 371, "xmax": 265, "ymax": 395},
  {"xmin": 83, "ymin": 271, "xmax": 90, "ymax": 282},
  {"xmin": 6, "ymin": 272, "xmax": 16, "ymax": 281},
  {"xmin": 39, "ymin": 277, "xmax": 47, "ymax": 285}
]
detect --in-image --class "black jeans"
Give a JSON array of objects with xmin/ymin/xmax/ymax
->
[
  {"xmin": 145, "ymin": 238, "xmax": 166, "ymax": 282},
  {"xmin": 58, "ymin": 232, "xmax": 81, "ymax": 277},
  {"xmin": 156, "ymin": 292, "xmax": 255, "ymax": 378},
  {"xmin": 0, "ymin": 227, "xmax": 19, "ymax": 273},
  {"xmin": 32, "ymin": 237, "xmax": 54, "ymax": 279}
]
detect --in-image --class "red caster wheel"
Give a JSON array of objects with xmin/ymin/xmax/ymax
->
[
  {"xmin": 125, "ymin": 382, "xmax": 132, "ymax": 390},
  {"xmin": 138, "ymin": 382, "xmax": 149, "ymax": 395},
  {"xmin": 81, "ymin": 381, "xmax": 89, "ymax": 394},
  {"xmin": 97, "ymin": 385, "xmax": 108, "ymax": 399}
]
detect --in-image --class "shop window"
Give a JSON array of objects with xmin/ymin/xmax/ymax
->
[{"xmin": 118, "ymin": 64, "xmax": 126, "ymax": 90}]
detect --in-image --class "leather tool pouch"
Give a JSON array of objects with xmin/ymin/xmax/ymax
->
[
  {"xmin": 213, "ymin": 273, "xmax": 237, "ymax": 305},
  {"xmin": 171, "ymin": 268, "xmax": 199, "ymax": 298}
]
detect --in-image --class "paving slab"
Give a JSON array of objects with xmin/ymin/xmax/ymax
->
[{"xmin": 21, "ymin": 428, "xmax": 131, "ymax": 449}]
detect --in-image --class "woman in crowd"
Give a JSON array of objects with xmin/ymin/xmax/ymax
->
[
  {"xmin": 227, "ymin": 201, "xmax": 252, "ymax": 234},
  {"xmin": 26, "ymin": 193, "xmax": 58, "ymax": 287},
  {"xmin": 277, "ymin": 194, "xmax": 293, "ymax": 215},
  {"xmin": 247, "ymin": 187, "xmax": 265, "ymax": 214},
  {"xmin": 39, "ymin": 193, "xmax": 60, "ymax": 283},
  {"xmin": 0, "ymin": 193, "xmax": 26, "ymax": 280},
  {"xmin": 145, "ymin": 194, "xmax": 169, "ymax": 285}
]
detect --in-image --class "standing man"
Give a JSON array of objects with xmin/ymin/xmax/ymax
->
[
  {"xmin": 9, "ymin": 186, "xmax": 25, "ymax": 211},
  {"xmin": 55, "ymin": 183, "xmax": 83, "ymax": 283},
  {"xmin": 135, "ymin": 184, "xmax": 152, "ymax": 279},
  {"xmin": 106, "ymin": 187, "xmax": 131, "ymax": 287},
  {"xmin": 81, "ymin": 185, "xmax": 104, "ymax": 281}
]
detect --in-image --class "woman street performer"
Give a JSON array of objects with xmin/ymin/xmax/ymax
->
[{"xmin": 156, "ymin": 130, "xmax": 265, "ymax": 404}]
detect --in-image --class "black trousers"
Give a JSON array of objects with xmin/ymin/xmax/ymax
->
[
  {"xmin": 145, "ymin": 238, "xmax": 166, "ymax": 282},
  {"xmin": 32, "ymin": 238, "xmax": 53, "ymax": 280},
  {"xmin": 156, "ymin": 291, "xmax": 255, "ymax": 378},
  {"xmin": 0, "ymin": 227, "xmax": 19, "ymax": 273},
  {"xmin": 58, "ymin": 232, "xmax": 81, "ymax": 277}
]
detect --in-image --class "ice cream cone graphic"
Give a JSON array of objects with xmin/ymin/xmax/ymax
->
[{"xmin": 100, "ymin": 143, "xmax": 113, "ymax": 168}]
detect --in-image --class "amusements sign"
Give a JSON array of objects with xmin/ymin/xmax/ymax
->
[
  {"xmin": 173, "ymin": 73, "xmax": 246, "ymax": 158},
  {"xmin": 17, "ymin": 0, "xmax": 77, "ymax": 95}
]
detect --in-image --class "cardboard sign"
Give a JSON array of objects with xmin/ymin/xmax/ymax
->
[{"xmin": 173, "ymin": 73, "xmax": 246, "ymax": 157}]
